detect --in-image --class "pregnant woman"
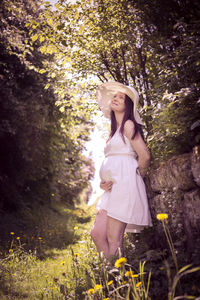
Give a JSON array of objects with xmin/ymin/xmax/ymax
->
[{"xmin": 91, "ymin": 81, "xmax": 152, "ymax": 260}]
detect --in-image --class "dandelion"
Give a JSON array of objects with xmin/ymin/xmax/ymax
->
[
  {"xmin": 16, "ymin": 237, "xmax": 20, "ymax": 240},
  {"xmin": 74, "ymin": 253, "xmax": 80, "ymax": 257},
  {"xmin": 88, "ymin": 288, "xmax": 94, "ymax": 295},
  {"xmin": 74, "ymin": 226, "xmax": 78, "ymax": 230},
  {"xmin": 9, "ymin": 249, "xmax": 13, "ymax": 253},
  {"xmin": 114, "ymin": 257, "xmax": 127, "ymax": 268},
  {"xmin": 156, "ymin": 213, "xmax": 168, "ymax": 220},
  {"xmin": 10, "ymin": 232, "xmax": 14, "ymax": 235},
  {"xmin": 125, "ymin": 271, "xmax": 132, "ymax": 277},
  {"xmin": 136, "ymin": 281, "xmax": 142, "ymax": 288},
  {"xmin": 94, "ymin": 284, "xmax": 102, "ymax": 291},
  {"xmin": 108, "ymin": 280, "xmax": 113, "ymax": 285}
]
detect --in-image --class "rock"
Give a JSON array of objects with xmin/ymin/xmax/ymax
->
[
  {"xmin": 191, "ymin": 145, "xmax": 200, "ymax": 187},
  {"xmin": 149, "ymin": 153, "xmax": 195, "ymax": 192},
  {"xmin": 183, "ymin": 189, "xmax": 200, "ymax": 230}
]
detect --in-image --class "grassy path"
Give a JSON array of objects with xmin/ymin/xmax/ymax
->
[
  {"xmin": 0, "ymin": 202, "xmax": 98, "ymax": 299},
  {"xmin": 1, "ymin": 202, "xmax": 200, "ymax": 299}
]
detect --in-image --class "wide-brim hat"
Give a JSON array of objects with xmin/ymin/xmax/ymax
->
[{"xmin": 96, "ymin": 81, "xmax": 143, "ymax": 125}]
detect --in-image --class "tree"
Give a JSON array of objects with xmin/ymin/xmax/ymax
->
[{"xmin": 0, "ymin": 0, "xmax": 94, "ymax": 211}]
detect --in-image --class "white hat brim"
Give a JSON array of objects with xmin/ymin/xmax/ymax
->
[{"xmin": 96, "ymin": 81, "xmax": 143, "ymax": 125}]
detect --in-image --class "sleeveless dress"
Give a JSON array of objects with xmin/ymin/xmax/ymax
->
[{"xmin": 97, "ymin": 127, "xmax": 152, "ymax": 233}]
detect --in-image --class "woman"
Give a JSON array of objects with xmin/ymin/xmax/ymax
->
[{"xmin": 91, "ymin": 81, "xmax": 152, "ymax": 260}]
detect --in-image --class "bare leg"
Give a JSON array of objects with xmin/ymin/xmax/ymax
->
[
  {"xmin": 107, "ymin": 216, "xmax": 127, "ymax": 259},
  {"xmin": 90, "ymin": 210, "xmax": 109, "ymax": 258}
]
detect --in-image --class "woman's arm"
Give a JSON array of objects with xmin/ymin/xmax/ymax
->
[{"xmin": 124, "ymin": 120, "xmax": 151, "ymax": 178}]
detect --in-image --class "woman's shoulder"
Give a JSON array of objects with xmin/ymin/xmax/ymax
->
[{"xmin": 124, "ymin": 120, "xmax": 135, "ymax": 139}]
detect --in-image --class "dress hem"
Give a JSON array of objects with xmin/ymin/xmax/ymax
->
[{"xmin": 97, "ymin": 207, "xmax": 152, "ymax": 227}]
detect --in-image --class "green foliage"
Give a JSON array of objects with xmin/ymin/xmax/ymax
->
[
  {"xmin": 0, "ymin": 0, "xmax": 95, "ymax": 211},
  {"xmin": 23, "ymin": 0, "xmax": 200, "ymax": 162}
]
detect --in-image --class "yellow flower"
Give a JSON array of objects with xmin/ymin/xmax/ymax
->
[
  {"xmin": 132, "ymin": 274, "xmax": 139, "ymax": 278},
  {"xmin": 136, "ymin": 281, "xmax": 142, "ymax": 288},
  {"xmin": 51, "ymin": 287, "xmax": 55, "ymax": 290},
  {"xmin": 125, "ymin": 271, "xmax": 131, "ymax": 277},
  {"xmin": 74, "ymin": 226, "xmax": 78, "ymax": 230},
  {"xmin": 10, "ymin": 232, "xmax": 14, "ymax": 235},
  {"xmin": 9, "ymin": 249, "xmax": 13, "ymax": 253},
  {"xmin": 94, "ymin": 284, "xmax": 102, "ymax": 291},
  {"xmin": 61, "ymin": 260, "xmax": 65, "ymax": 265},
  {"xmin": 38, "ymin": 237, "xmax": 42, "ymax": 240},
  {"xmin": 16, "ymin": 237, "xmax": 20, "ymax": 240},
  {"xmin": 156, "ymin": 213, "xmax": 168, "ymax": 220},
  {"xmin": 103, "ymin": 298, "xmax": 110, "ymax": 300},
  {"xmin": 114, "ymin": 257, "xmax": 127, "ymax": 268},
  {"xmin": 88, "ymin": 288, "xmax": 94, "ymax": 295},
  {"xmin": 74, "ymin": 253, "xmax": 80, "ymax": 257},
  {"xmin": 45, "ymin": 275, "xmax": 49, "ymax": 278},
  {"xmin": 108, "ymin": 280, "xmax": 113, "ymax": 285}
]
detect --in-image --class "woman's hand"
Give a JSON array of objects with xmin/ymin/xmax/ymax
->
[{"xmin": 100, "ymin": 180, "xmax": 113, "ymax": 191}]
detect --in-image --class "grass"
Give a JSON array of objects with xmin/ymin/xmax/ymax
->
[{"xmin": 0, "ymin": 203, "xmax": 200, "ymax": 299}]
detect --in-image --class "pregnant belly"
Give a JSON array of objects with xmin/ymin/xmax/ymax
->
[{"xmin": 99, "ymin": 157, "xmax": 117, "ymax": 182}]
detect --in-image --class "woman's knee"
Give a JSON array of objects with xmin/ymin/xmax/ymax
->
[{"xmin": 90, "ymin": 226, "xmax": 104, "ymax": 242}]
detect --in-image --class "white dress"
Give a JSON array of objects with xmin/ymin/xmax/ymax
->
[{"xmin": 97, "ymin": 127, "xmax": 152, "ymax": 233}]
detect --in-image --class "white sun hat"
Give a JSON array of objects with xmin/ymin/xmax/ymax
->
[{"xmin": 96, "ymin": 81, "xmax": 144, "ymax": 125}]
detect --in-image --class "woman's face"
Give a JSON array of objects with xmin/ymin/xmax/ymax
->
[{"xmin": 110, "ymin": 91, "xmax": 126, "ymax": 113}]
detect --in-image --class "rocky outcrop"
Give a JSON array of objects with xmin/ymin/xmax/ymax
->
[{"xmin": 146, "ymin": 145, "xmax": 200, "ymax": 249}]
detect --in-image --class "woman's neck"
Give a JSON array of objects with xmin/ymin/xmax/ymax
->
[{"xmin": 114, "ymin": 111, "xmax": 124, "ymax": 128}]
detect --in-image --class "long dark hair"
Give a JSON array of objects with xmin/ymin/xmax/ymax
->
[{"xmin": 110, "ymin": 94, "xmax": 144, "ymax": 142}]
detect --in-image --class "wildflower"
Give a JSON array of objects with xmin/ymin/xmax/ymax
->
[
  {"xmin": 88, "ymin": 288, "xmax": 94, "ymax": 295},
  {"xmin": 136, "ymin": 281, "xmax": 142, "ymax": 288},
  {"xmin": 10, "ymin": 232, "xmax": 14, "ymax": 235},
  {"xmin": 74, "ymin": 226, "xmax": 78, "ymax": 230},
  {"xmin": 61, "ymin": 260, "xmax": 65, "ymax": 265},
  {"xmin": 16, "ymin": 237, "xmax": 20, "ymax": 240},
  {"xmin": 74, "ymin": 253, "xmax": 80, "ymax": 257},
  {"xmin": 108, "ymin": 280, "xmax": 113, "ymax": 285},
  {"xmin": 52, "ymin": 287, "xmax": 55, "ymax": 290},
  {"xmin": 156, "ymin": 213, "xmax": 168, "ymax": 221},
  {"xmin": 132, "ymin": 274, "xmax": 139, "ymax": 278},
  {"xmin": 94, "ymin": 284, "xmax": 102, "ymax": 291},
  {"xmin": 114, "ymin": 257, "xmax": 127, "ymax": 268},
  {"xmin": 103, "ymin": 298, "xmax": 110, "ymax": 300},
  {"xmin": 45, "ymin": 275, "xmax": 49, "ymax": 278},
  {"xmin": 38, "ymin": 237, "xmax": 42, "ymax": 240},
  {"xmin": 9, "ymin": 249, "xmax": 13, "ymax": 253},
  {"xmin": 125, "ymin": 271, "xmax": 132, "ymax": 277}
]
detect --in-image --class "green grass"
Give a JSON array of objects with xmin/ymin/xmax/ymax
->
[
  {"xmin": 0, "ymin": 202, "xmax": 97, "ymax": 299},
  {"xmin": 0, "ymin": 203, "xmax": 200, "ymax": 300}
]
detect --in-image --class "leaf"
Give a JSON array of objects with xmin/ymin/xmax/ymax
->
[
  {"xmin": 47, "ymin": 17, "xmax": 53, "ymax": 26},
  {"xmin": 44, "ymin": 83, "xmax": 50, "ymax": 89},
  {"xmin": 39, "ymin": 36, "xmax": 45, "ymax": 42},
  {"xmin": 31, "ymin": 34, "xmax": 38, "ymax": 42},
  {"xmin": 39, "ymin": 69, "xmax": 46, "ymax": 74}
]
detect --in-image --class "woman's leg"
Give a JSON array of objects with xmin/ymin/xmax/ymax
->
[
  {"xmin": 107, "ymin": 216, "xmax": 127, "ymax": 259},
  {"xmin": 90, "ymin": 209, "xmax": 109, "ymax": 258}
]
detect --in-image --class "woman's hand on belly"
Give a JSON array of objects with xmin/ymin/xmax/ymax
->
[{"xmin": 100, "ymin": 180, "xmax": 113, "ymax": 192}]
